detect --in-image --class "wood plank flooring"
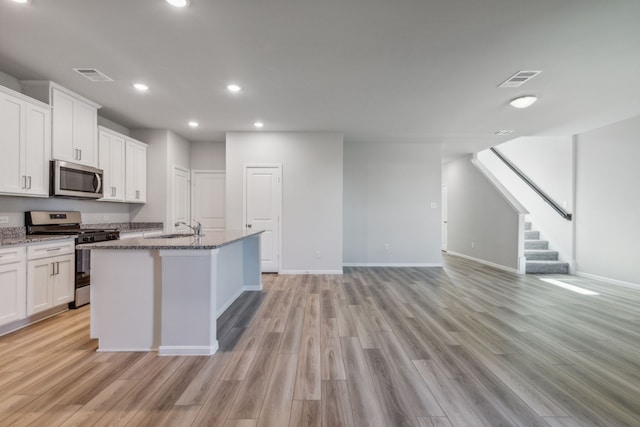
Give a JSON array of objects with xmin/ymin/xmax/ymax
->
[{"xmin": 1, "ymin": 254, "xmax": 640, "ymax": 426}]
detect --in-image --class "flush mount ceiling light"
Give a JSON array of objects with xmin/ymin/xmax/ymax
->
[
  {"xmin": 509, "ymin": 95, "xmax": 538, "ymax": 109},
  {"xmin": 11, "ymin": 0, "xmax": 30, "ymax": 4},
  {"xmin": 166, "ymin": 0, "xmax": 190, "ymax": 7},
  {"xmin": 188, "ymin": 121, "xmax": 199, "ymax": 127},
  {"xmin": 133, "ymin": 83, "xmax": 149, "ymax": 92},
  {"xmin": 227, "ymin": 84, "xmax": 242, "ymax": 93},
  {"xmin": 254, "ymin": 121, "xmax": 264, "ymax": 129}
]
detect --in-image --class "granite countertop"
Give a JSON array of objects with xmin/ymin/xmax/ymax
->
[
  {"xmin": 0, "ymin": 222, "xmax": 163, "ymax": 247},
  {"xmin": 1, "ymin": 234, "xmax": 77, "ymax": 247},
  {"xmin": 77, "ymin": 229, "xmax": 264, "ymax": 250}
]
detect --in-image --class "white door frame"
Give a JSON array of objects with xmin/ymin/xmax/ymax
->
[
  {"xmin": 243, "ymin": 163, "xmax": 282, "ymax": 273},
  {"xmin": 170, "ymin": 165, "xmax": 191, "ymax": 233},
  {"xmin": 441, "ymin": 185, "xmax": 448, "ymax": 251}
]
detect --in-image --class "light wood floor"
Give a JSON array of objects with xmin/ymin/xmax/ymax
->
[{"xmin": 1, "ymin": 254, "xmax": 639, "ymax": 426}]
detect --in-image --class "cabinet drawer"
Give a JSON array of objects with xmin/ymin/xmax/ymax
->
[
  {"xmin": 0, "ymin": 246, "xmax": 26, "ymax": 265},
  {"xmin": 27, "ymin": 240, "xmax": 75, "ymax": 260}
]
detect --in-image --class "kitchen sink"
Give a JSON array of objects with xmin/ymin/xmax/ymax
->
[{"xmin": 146, "ymin": 233, "xmax": 195, "ymax": 239}]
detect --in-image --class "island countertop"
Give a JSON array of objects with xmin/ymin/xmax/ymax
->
[{"xmin": 77, "ymin": 229, "xmax": 263, "ymax": 250}]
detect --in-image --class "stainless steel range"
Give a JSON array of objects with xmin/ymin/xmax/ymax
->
[{"xmin": 25, "ymin": 211, "xmax": 120, "ymax": 308}]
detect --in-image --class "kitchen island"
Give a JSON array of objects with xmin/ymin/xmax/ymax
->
[{"xmin": 79, "ymin": 230, "xmax": 263, "ymax": 355}]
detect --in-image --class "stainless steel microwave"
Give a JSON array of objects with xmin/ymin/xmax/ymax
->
[{"xmin": 51, "ymin": 160, "xmax": 103, "ymax": 199}]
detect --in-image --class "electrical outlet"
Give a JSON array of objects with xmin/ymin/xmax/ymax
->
[
  {"xmin": 0, "ymin": 216, "xmax": 8, "ymax": 224},
  {"xmin": 102, "ymin": 215, "xmax": 110, "ymax": 221},
  {"xmin": 315, "ymin": 250, "xmax": 321, "ymax": 259},
  {"xmin": 471, "ymin": 241, "xmax": 475, "ymax": 248},
  {"xmin": 384, "ymin": 243, "xmax": 390, "ymax": 250},
  {"xmin": 430, "ymin": 202, "xmax": 438, "ymax": 209}
]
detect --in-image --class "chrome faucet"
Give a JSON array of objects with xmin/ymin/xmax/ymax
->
[{"xmin": 175, "ymin": 220, "xmax": 203, "ymax": 237}]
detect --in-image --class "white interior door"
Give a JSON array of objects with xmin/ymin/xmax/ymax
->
[
  {"xmin": 442, "ymin": 185, "xmax": 448, "ymax": 251},
  {"xmin": 244, "ymin": 165, "xmax": 281, "ymax": 273},
  {"xmin": 172, "ymin": 166, "xmax": 191, "ymax": 233},
  {"xmin": 191, "ymin": 170, "xmax": 225, "ymax": 232}
]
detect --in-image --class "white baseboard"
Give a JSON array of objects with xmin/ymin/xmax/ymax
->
[
  {"xmin": 342, "ymin": 263, "xmax": 443, "ymax": 267},
  {"xmin": 158, "ymin": 344, "xmax": 218, "ymax": 356},
  {"xmin": 575, "ymin": 271, "xmax": 640, "ymax": 290},
  {"xmin": 446, "ymin": 251, "xmax": 518, "ymax": 274},
  {"xmin": 279, "ymin": 270, "xmax": 344, "ymax": 275},
  {"xmin": 97, "ymin": 346, "xmax": 156, "ymax": 352},
  {"xmin": 243, "ymin": 284, "xmax": 263, "ymax": 291}
]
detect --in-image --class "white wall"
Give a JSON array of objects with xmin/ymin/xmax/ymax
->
[
  {"xmin": 190, "ymin": 141, "xmax": 225, "ymax": 171},
  {"xmin": 478, "ymin": 136, "xmax": 574, "ymax": 267},
  {"xmin": 226, "ymin": 132, "xmax": 343, "ymax": 273},
  {"xmin": 575, "ymin": 115, "xmax": 640, "ymax": 286},
  {"xmin": 98, "ymin": 116, "xmax": 130, "ymax": 136},
  {"xmin": 444, "ymin": 155, "xmax": 522, "ymax": 271},
  {"xmin": 343, "ymin": 142, "xmax": 442, "ymax": 266}
]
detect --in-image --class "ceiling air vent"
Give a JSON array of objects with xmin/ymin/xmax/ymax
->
[
  {"xmin": 498, "ymin": 70, "xmax": 541, "ymax": 88},
  {"xmin": 493, "ymin": 130, "xmax": 514, "ymax": 136},
  {"xmin": 73, "ymin": 68, "xmax": 113, "ymax": 82}
]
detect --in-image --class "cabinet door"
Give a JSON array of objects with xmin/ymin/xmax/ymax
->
[
  {"xmin": 100, "ymin": 130, "xmax": 125, "ymax": 201},
  {"xmin": 52, "ymin": 254, "xmax": 74, "ymax": 306},
  {"xmin": 51, "ymin": 89, "xmax": 75, "ymax": 163},
  {"xmin": 0, "ymin": 262, "xmax": 27, "ymax": 326},
  {"xmin": 134, "ymin": 143, "xmax": 147, "ymax": 203},
  {"xmin": 0, "ymin": 92, "xmax": 25, "ymax": 194},
  {"xmin": 74, "ymin": 101, "xmax": 98, "ymax": 167},
  {"xmin": 23, "ymin": 103, "xmax": 50, "ymax": 196},
  {"xmin": 125, "ymin": 141, "xmax": 136, "ymax": 202},
  {"xmin": 27, "ymin": 259, "xmax": 53, "ymax": 315}
]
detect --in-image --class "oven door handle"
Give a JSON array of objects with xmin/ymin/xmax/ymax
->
[{"xmin": 94, "ymin": 172, "xmax": 102, "ymax": 194}]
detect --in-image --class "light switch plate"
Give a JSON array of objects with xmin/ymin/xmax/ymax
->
[{"xmin": 0, "ymin": 216, "xmax": 9, "ymax": 224}]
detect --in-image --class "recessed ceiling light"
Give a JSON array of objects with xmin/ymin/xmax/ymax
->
[
  {"xmin": 227, "ymin": 84, "xmax": 242, "ymax": 93},
  {"xmin": 254, "ymin": 121, "xmax": 264, "ymax": 128},
  {"xmin": 509, "ymin": 95, "xmax": 538, "ymax": 109},
  {"xmin": 188, "ymin": 121, "xmax": 199, "ymax": 127},
  {"xmin": 133, "ymin": 83, "xmax": 149, "ymax": 92},
  {"xmin": 11, "ymin": 0, "xmax": 30, "ymax": 4},
  {"xmin": 166, "ymin": 0, "xmax": 190, "ymax": 7}
]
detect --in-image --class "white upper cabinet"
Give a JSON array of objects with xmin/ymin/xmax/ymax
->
[
  {"xmin": 98, "ymin": 127, "xmax": 126, "ymax": 202},
  {"xmin": 125, "ymin": 139, "xmax": 147, "ymax": 203},
  {"xmin": 21, "ymin": 81, "xmax": 101, "ymax": 168},
  {"xmin": 0, "ymin": 86, "xmax": 51, "ymax": 197}
]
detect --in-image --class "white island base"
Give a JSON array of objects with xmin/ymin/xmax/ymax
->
[{"xmin": 90, "ymin": 233, "xmax": 262, "ymax": 355}]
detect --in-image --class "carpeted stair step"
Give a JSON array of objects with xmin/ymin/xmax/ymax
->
[
  {"xmin": 525, "ymin": 230, "xmax": 540, "ymax": 240},
  {"xmin": 525, "ymin": 240, "xmax": 549, "ymax": 250},
  {"xmin": 526, "ymin": 260, "xmax": 569, "ymax": 274},
  {"xmin": 524, "ymin": 222, "xmax": 532, "ymax": 231},
  {"xmin": 524, "ymin": 250, "xmax": 559, "ymax": 261}
]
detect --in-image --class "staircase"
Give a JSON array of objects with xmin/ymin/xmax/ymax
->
[{"xmin": 524, "ymin": 222, "xmax": 569, "ymax": 274}]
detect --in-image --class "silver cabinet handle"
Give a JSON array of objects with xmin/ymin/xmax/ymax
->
[
  {"xmin": 74, "ymin": 149, "xmax": 78, "ymax": 160},
  {"xmin": 56, "ymin": 262, "xmax": 60, "ymax": 275},
  {"xmin": 51, "ymin": 262, "xmax": 55, "ymax": 276},
  {"xmin": 112, "ymin": 186, "xmax": 116, "ymax": 197},
  {"xmin": 246, "ymin": 224, "xmax": 252, "ymax": 228},
  {"xmin": 27, "ymin": 176, "xmax": 32, "ymax": 189},
  {"xmin": 79, "ymin": 149, "xmax": 82, "ymax": 161},
  {"xmin": 136, "ymin": 190, "xmax": 140, "ymax": 199},
  {"xmin": 22, "ymin": 176, "xmax": 27, "ymax": 189},
  {"xmin": 46, "ymin": 247, "xmax": 61, "ymax": 252}
]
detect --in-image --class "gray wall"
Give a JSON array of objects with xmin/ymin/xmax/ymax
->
[
  {"xmin": 0, "ymin": 70, "xmax": 20, "ymax": 92},
  {"xmin": 343, "ymin": 141, "xmax": 442, "ymax": 266},
  {"xmin": 190, "ymin": 141, "xmax": 225, "ymax": 171},
  {"xmin": 444, "ymin": 155, "xmax": 521, "ymax": 271},
  {"xmin": 575, "ymin": 115, "xmax": 640, "ymax": 286},
  {"xmin": 226, "ymin": 132, "xmax": 343, "ymax": 273}
]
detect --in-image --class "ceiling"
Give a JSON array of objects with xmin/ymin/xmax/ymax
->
[{"xmin": 1, "ymin": 0, "xmax": 639, "ymax": 162}]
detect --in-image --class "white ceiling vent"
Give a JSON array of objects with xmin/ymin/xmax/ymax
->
[
  {"xmin": 498, "ymin": 70, "xmax": 541, "ymax": 88},
  {"xmin": 73, "ymin": 68, "xmax": 113, "ymax": 82},
  {"xmin": 493, "ymin": 130, "xmax": 514, "ymax": 136}
]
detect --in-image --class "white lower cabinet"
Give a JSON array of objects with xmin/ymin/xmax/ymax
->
[
  {"xmin": 0, "ymin": 246, "xmax": 27, "ymax": 327},
  {"xmin": 26, "ymin": 240, "xmax": 75, "ymax": 316}
]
